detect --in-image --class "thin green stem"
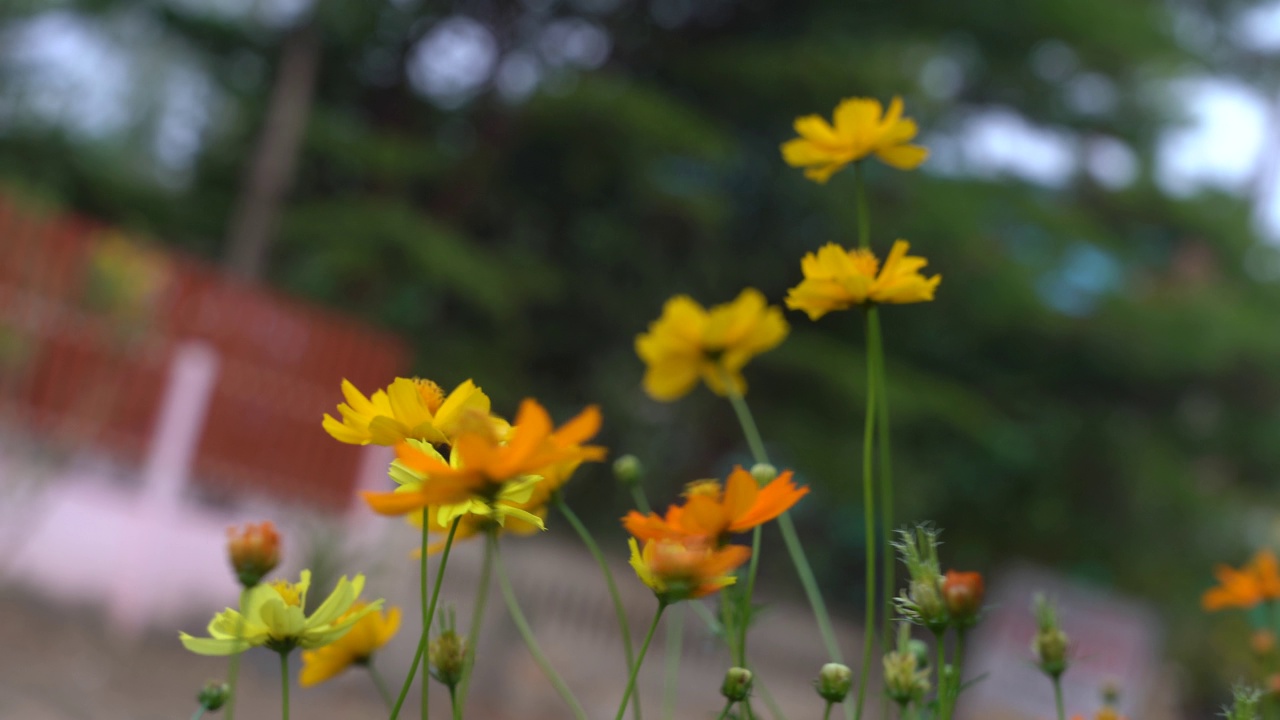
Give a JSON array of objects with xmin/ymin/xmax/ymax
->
[
  {"xmin": 279, "ymin": 650, "xmax": 291, "ymax": 720},
  {"xmin": 367, "ymin": 661, "xmax": 394, "ymax": 708},
  {"xmin": 751, "ymin": 672, "xmax": 787, "ymax": 720},
  {"xmin": 556, "ymin": 496, "xmax": 642, "ymax": 720},
  {"xmin": 716, "ymin": 700, "xmax": 737, "ymax": 720},
  {"xmin": 737, "ymin": 524, "xmax": 762, "ymax": 666},
  {"xmin": 390, "ymin": 517, "xmax": 461, "ymax": 720},
  {"xmin": 721, "ymin": 588, "xmax": 740, "ymax": 663},
  {"xmin": 449, "ymin": 686, "xmax": 461, "ymax": 720},
  {"xmin": 493, "ymin": 536, "xmax": 588, "ymax": 720},
  {"xmin": 661, "ymin": 604, "xmax": 683, "ymax": 720},
  {"xmin": 191, "ymin": 708, "xmax": 207, "ymax": 720},
  {"xmin": 853, "ymin": 313, "xmax": 877, "ymax": 720},
  {"xmin": 725, "ymin": 389, "xmax": 768, "ymax": 464},
  {"xmin": 456, "ymin": 530, "xmax": 495, "ymax": 713},
  {"xmin": 854, "ymin": 161, "xmax": 870, "ymax": 249},
  {"xmin": 629, "ymin": 484, "xmax": 653, "ymax": 515},
  {"xmin": 775, "ymin": 513, "xmax": 843, "ymax": 662},
  {"xmin": 935, "ymin": 630, "xmax": 946, "ymax": 715},
  {"xmin": 823, "ymin": 702, "xmax": 834, "ymax": 720},
  {"xmin": 421, "ymin": 508, "xmax": 430, "ymax": 720},
  {"xmin": 952, "ymin": 629, "xmax": 967, "ymax": 717},
  {"xmin": 615, "ymin": 603, "xmax": 666, "ymax": 720},
  {"xmin": 1052, "ymin": 675, "xmax": 1066, "ymax": 720},
  {"xmin": 868, "ymin": 308, "xmax": 894, "ymax": 720}
]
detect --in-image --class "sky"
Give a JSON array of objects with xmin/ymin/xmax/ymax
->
[{"xmin": 2, "ymin": 2, "xmax": 1280, "ymax": 238}]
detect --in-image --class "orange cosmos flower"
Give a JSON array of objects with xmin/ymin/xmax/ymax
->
[
  {"xmin": 623, "ymin": 466, "xmax": 808, "ymax": 545},
  {"xmin": 628, "ymin": 537, "xmax": 751, "ymax": 603},
  {"xmin": 1202, "ymin": 549, "xmax": 1280, "ymax": 612},
  {"xmin": 361, "ymin": 399, "xmax": 604, "ymax": 517}
]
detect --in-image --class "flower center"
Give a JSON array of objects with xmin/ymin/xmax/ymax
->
[
  {"xmin": 270, "ymin": 580, "xmax": 303, "ymax": 607},
  {"xmin": 683, "ymin": 479, "xmax": 722, "ymax": 500}
]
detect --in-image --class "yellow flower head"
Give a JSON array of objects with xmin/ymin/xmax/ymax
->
[
  {"xmin": 361, "ymin": 399, "xmax": 605, "ymax": 525},
  {"xmin": 628, "ymin": 537, "xmax": 750, "ymax": 604},
  {"xmin": 635, "ymin": 288, "xmax": 788, "ymax": 402},
  {"xmin": 299, "ymin": 603, "xmax": 401, "ymax": 687},
  {"xmin": 781, "ymin": 96, "xmax": 928, "ymax": 183},
  {"xmin": 786, "ymin": 240, "xmax": 941, "ymax": 320},
  {"xmin": 179, "ymin": 570, "xmax": 381, "ymax": 655},
  {"xmin": 322, "ymin": 377, "xmax": 494, "ymax": 447}
]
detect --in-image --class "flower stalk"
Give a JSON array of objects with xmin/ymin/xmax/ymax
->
[
  {"xmin": 389, "ymin": 517, "xmax": 461, "ymax": 720},
  {"xmin": 615, "ymin": 602, "xmax": 667, "ymax": 720},
  {"xmin": 454, "ymin": 534, "xmax": 493, "ymax": 713}
]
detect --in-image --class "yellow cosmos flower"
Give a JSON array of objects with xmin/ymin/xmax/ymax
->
[
  {"xmin": 635, "ymin": 288, "xmax": 788, "ymax": 402},
  {"xmin": 628, "ymin": 537, "xmax": 750, "ymax": 604},
  {"xmin": 299, "ymin": 603, "xmax": 401, "ymax": 687},
  {"xmin": 362, "ymin": 399, "xmax": 604, "ymax": 522},
  {"xmin": 322, "ymin": 377, "xmax": 494, "ymax": 446},
  {"xmin": 786, "ymin": 240, "xmax": 941, "ymax": 320},
  {"xmin": 781, "ymin": 96, "xmax": 928, "ymax": 183},
  {"xmin": 179, "ymin": 570, "xmax": 381, "ymax": 655}
]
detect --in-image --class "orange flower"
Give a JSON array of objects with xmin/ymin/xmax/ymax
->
[
  {"xmin": 1202, "ymin": 550, "xmax": 1280, "ymax": 612},
  {"xmin": 628, "ymin": 537, "xmax": 751, "ymax": 603},
  {"xmin": 623, "ymin": 466, "xmax": 808, "ymax": 545},
  {"xmin": 226, "ymin": 521, "xmax": 281, "ymax": 588},
  {"xmin": 361, "ymin": 399, "xmax": 603, "ymax": 517}
]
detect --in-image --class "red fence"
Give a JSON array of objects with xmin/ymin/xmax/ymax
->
[{"xmin": 0, "ymin": 193, "xmax": 408, "ymax": 511}]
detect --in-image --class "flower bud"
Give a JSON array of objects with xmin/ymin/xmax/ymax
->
[
  {"xmin": 197, "ymin": 680, "xmax": 231, "ymax": 711},
  {"xmin": 226, "ymin": 521, "xmax": 280, "ymax": 588},
  {"xmin": 942, "ymin": 570, "xmax": 984, "ymax": 627},
  {"xmin": 613, "ymin": 455, "xmax": 643, "ymax": 487},
  {"xmin": 1227, "ymin": 686, "xmax": 1262, "ymax": 720},
  {"xmin": 883, "ymin": 650, "xmax": 930, "ymax": 705},
  {"xmin": 907, "ymin": 577, "xmax": 948, "ymax": 630},
  {"xmin": 721, "ymin": 667, "xmax": 753, "ymax": 702},
  {"xmin": 906, "ymin": 639, "xmax": 930, "ymax": 670},
  {"xmin": 749, "ymin": 463, "xmax": 778, "ymax": 484},
  {"xmin": 815, "ymin": 662, "xmax": 853, "ymax": 703},
  {"xmin": 429, "ymin": 629, "xmax": 467, "ymax": 689},
  {"xmin": 1032, "ymin": 594, "xmax": 1070, "ymax": 678}
]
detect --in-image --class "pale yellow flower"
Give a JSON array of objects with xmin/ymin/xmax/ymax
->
[
  {"xmin": 786, "ymin": 240, "xmax": 941, "ymax": 320},
  {"xmin": 781, "ymin": 96, "xmax": 928, "ymax": 183},
  {"xmin": 635, "ymin": 288, "xmax": 788, "ymax": 402},
  {"xmin": 179, "ymin": 570, "xmax": 380, "ymax": 655}
]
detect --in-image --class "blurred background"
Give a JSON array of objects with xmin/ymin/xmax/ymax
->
[{"xmin": 3, "ymin": 0, "xmax": 1280, "ymax": 717}]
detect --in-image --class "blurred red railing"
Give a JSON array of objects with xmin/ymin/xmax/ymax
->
[{"xmin": 0, "ymin": 193, "xmax": 407, "ymax": 511}]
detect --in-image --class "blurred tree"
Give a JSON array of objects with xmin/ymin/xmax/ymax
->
[{"xmin": 2, "ymin": 0, "xmax": 1280, "ymax": 709}]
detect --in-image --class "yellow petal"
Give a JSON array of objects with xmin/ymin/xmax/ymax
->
[{"xmin": 874, "ymin": 144, "xmax": 929, "ymax": 170}]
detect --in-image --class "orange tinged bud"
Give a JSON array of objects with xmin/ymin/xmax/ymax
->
[
  {"xmin": 942, "ymin": 570, "xmax": 984, "ymax": 626},
  {"xmin": 1253, "ymin": 630, "xmax": 1277, "ymax": 657},
  {"xmin": 227, "ymin": 521, "xmax": 281, "ymax": 588}
]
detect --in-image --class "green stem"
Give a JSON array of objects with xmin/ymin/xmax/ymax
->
[
  {"xmin": 725, "ymin": 388, "xmax": 768, "ymax": 464},
  {"xmin": 716, "ymin": 700, "xmax": 737, "ymax": 720},
  {"xmin": 493, "ymin": 536, "xmax": 588, "ymax": 720},
  {"xmin": 630, "ymin": 484, "xmax": 653, "ymax": 515},
  {"xmin": 390, "ymin": 517, "xmax": 461, "ymax": 720},
  {"xmin": 854, "ymin": 161, "xmax": 870, "ymax": 249},
  {"xmin": 450, "ymin": 685, "xmax": 461, "ymax": 720},
  {"xmin": 853, "ymin": 313, "xmax": 877, "ymax": 720},
  {"xmin": 752, "ymin": 673, "xmax": 787, "ymax": 720},
  {"xmin": 191, "ymin": 708, "xmax": 207, "ymax": 720},
  {"xmin": 556, "ymin": 496, "xmax": 643, "ymax": 720},
  {"xmin": 421, "ymin": 508, "xmax": 431, "ymax": 720},
  {"xmin": 721, "ymin": 589, "xmax": 740, "ymax": 663},
  {"xmin": 823, "ymin": 702, "xmax": 834, "ymax": 720},
  {"xmin": 1052, "ymin": 675, "xmax": 1066, "ymax": 720},
  {"xmin": 935, "ymin": 630, "xmax": 946, "ymax": 716},
  {"xmin": 868, "ymin": 307, "xmax": 894, "ymax": 720},
  {"xmin": 367, "ymin": 661, "xmax": 394, "ymax": 708},
  {"xmin": 952, "ymin": 629, "xmax": 967, "ymax": 716},
  {"xmin": 456, "ymin": 530, "xmax": 495, "ymax": 713},
  {"xmin": 279, "ymin": 650, "xmax": 291, "ymax": 720},
  {"xmin": 615, "ymin": 603, "xmax": 666, "ymax": 720},
  {"xmin": 661, "ymin": 604, "xmax": 683, "ymax": 720}
]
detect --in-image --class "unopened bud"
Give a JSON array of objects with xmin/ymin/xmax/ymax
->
[
  {"xmin": 1253, "ymin": 630, "xmax": 1277, "ymax": 657},
  {"xmin": 906, "ymin": 639, "xmax": 930, "ymax": 670},
  {"xmin": 909, "ymin": 578, "xmax": 948, "ymax": 630},
  {"xmin": 815, "ymin": 662, "xmax": 853, "ymax": 703},
  {"xmin": 429, "ymin": 630, "xmax": 467, "ymax": 688},
  {"xmin": 1032, "ymin": 594, "xmax": 1070, "ymax": 678},
  {"xmin": 942, "ymin": 570, "xmax": 984, "ymax": 627},
  {"xmin": 721, "ymin": 667, "xmax": 753, "ymax": 701},
  {"xmin": 884, "ymin": 651, "xmax": 930, "ymax": 705},
  {"xmin": 197, "ymin": 680, "xmax": 231, "ymax": 711},
  {"xmin": 613, "ymin": 455, "xmax": 643, "ymax": 487},
  {"xmin": 226, "ymin": 521, "xmax": 280, "ymax": 588},
  {"xmin": 749, "ymin": 463, "xmax": 778, "ymax": 484}
]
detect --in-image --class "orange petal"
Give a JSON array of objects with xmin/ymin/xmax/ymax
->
[
  {"xmin": 730, "ymin": 471, "xmax": 809, "ymax": 531},
  {"xmin": 722, "ymin": 467, "xmax": 759, "ymax": 522}
]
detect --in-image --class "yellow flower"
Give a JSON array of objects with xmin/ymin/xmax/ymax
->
[
  {"xmin": 635, "ymin": 288, "xmax": 788, "ymax": 402},
  {"xmin": 179, "ymin": 570, "xmax": 381, "ymax": 655},
  {"xmin": 299, "ymin": 603, "xmax": 401, "ymax": 687},
  {"xmin": 781, "ymin": 96, "xmax": 928, "ymax": 183},
  {"xmin": 786, "ymin": 240, "xmax": 941, "ymax": 320},
  {"xmin": 322, "ymin": 377, "xmax": 494, "ymax": 446},
  {"xmin": 628, "ymin": 537, "xmax": 750, "ymax": 604}
]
